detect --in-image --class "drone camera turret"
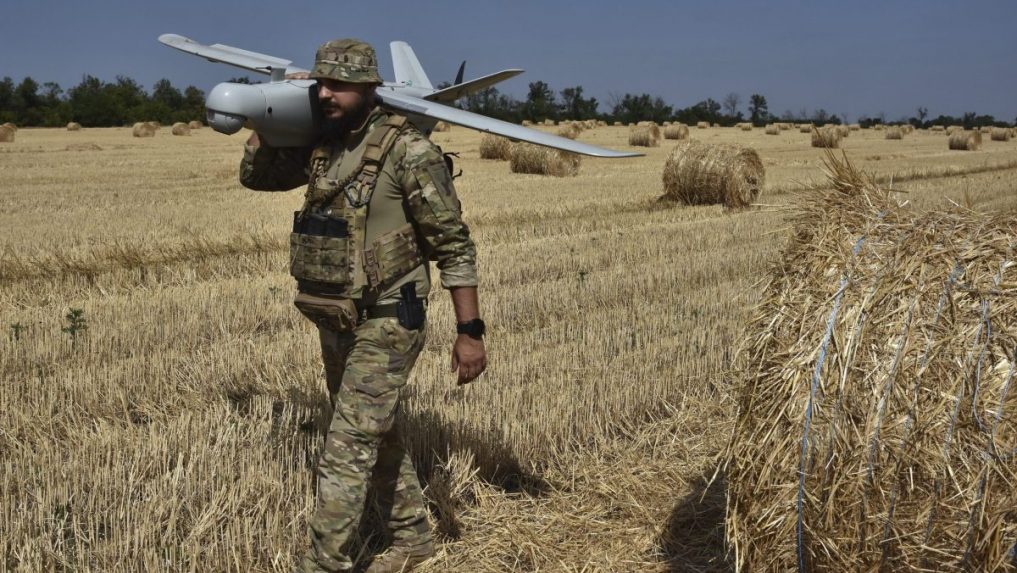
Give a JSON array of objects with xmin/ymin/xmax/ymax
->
[{"xmin": 204, "ymin": 80, "xmax": 323, "ymax": 147}]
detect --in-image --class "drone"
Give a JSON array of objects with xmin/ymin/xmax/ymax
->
[{"xmin": 159, "ymin": 34, "xmax": 639, "ymax": 158}]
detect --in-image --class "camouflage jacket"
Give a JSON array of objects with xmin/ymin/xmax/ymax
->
[{"xmin": 239, "ymin": 106, "xmax": 478, "ymax": 302}]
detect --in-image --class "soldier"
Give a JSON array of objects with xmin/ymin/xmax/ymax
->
[{"xmin": 239, "ymin": 39, "xmax": 487, "ymax": 573}]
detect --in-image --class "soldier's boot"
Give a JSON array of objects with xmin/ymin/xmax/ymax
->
[{"xmin": 364, "ymin": 540, "xmax": 435, "ymax": 573}]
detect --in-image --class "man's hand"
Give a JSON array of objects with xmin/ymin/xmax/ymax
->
[{"xmin": 451, "ymin": 335, "xmax": 486, "ymax": 385}]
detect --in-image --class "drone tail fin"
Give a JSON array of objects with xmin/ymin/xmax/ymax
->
[{"xmin": 390, "ymin": 41, "xmax": 433, "ymax": 89}]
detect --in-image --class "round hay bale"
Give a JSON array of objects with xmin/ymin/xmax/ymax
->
[
  {"xmin": 764, "ymin": 124, "xmax": 780, "ymax": 135},
  {"xmin": 556, "ymin": 123, "xmax": 581, "ymax": 140},
  {"xmin": 521, "ymin": 120, "xmax": 533, "ymax": 127},
  {"xmin": 885, "ymin": 126, "xmax": 904, "ymax": 140},
  {"xmin": 990, "ymin": 127, "xmax": 1011, "ymax": 142},
  {"xmin": 779, "ymin": 123, "xmax": 792, "ymax": 131},
  {"xmin": 836, "ymin": 125, "xmax": 850, "ymax": 138},
  {"xmin": 696, "ymin": 121, "xmax": 710, "ymax": 129},
  {"xmin": 66, "ymin": 122, "xmax": 82, "ymax": 131},
  {"xmin": 636, "ymin": 121, "xmax": 660, "ymax": 140},
  {"xmin": 948, "ymin": 130, "xmax": 982, "ymax": 151},
  {"xmin": 901, "ymin": 124, "xmax": 914, "ymax": 134},
  {"xmin": 432, "ymin": 121, "xmax": 450, "ymax": 132},
  {"xmin": 628, "ymin": 126, "xmax": 659, "ymax": 147},
  {"xmin": 188, "ymin": 120, "xmax": 203, "ymax": 130},
  {"xmin": 946, "ymin": 125, "xmax": 963, "ymax": 135},
  {"xmin": 542, "ymin": 119, "xmax": 555, "ymax": 126},
  {"xmin": 979, "ymin": 126, "xmax": 992, "ymax": 134},
  {"xmin": 596, "ymin": 120, "xmax": 607, "ymax": 127},
  {"xmin": 740, "ymin": 123, "xmax": 753, "ymax": 131},
  {"xmin": 848, "ymin": 123, "xmax": 861, "ymax": 131},
  {"xmin": 478, "ymin": 134, "xmax": 512, "ymax": 160},
  {"xmin": 726, "ymin": 151, "xmax": 1017, "ymax": 571},
  {"xmin": 509, "ymin": 143, "xmax": 581, "ymax": 177},
  {"xmin": 663, "ymin": 123, "xmax": 690, "ymax": 140},
  {"xmin": 930, "ymin": 125, "xmax": 946, "ymax": 132},
  {"xmin": 799, "ymin": 124, "xmax": 814, "ymax": 133},
  {"xmin": 612, "ymin": 121, "xmax": 623, "ymax": 127},
  {"xmin": 171, "ymin": 122, "xmax": 191, "ymax": 136},
  {"xmin": 132, "ymin": 122, "xmax": 157, "ymax": 138},
  {"xmin": 145, "ymin": 121, "xmax": 161, "ymax": 130},
  {"xmin": 2, "ymin": 122, "xmax": 17, "ymax": 132},
  {"xmin": 0, "ymin": 125, "xmax": 15, "ymax": 143},
  {"xmin": 661, "ymin": 140, "xmax": 764, "ymax": 208},
  {"xmin": 811, "ymin": 126, "xmax": 842, "ymax": 148},
  {"xmin": 712, "ymin": 123, "xmax": 721, "ymax": 128}
]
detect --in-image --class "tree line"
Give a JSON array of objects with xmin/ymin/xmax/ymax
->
[{"xmin": 2, "ymin": 74, "xmax": 1013, "ymax": 129}]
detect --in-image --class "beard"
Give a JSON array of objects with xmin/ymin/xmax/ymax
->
[{"xmin": 320, "ymin": 96, "xmax": 376, "ymax": 141}]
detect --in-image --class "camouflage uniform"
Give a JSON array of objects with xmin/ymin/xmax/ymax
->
[{"xmin": 239, "ymin": 39, "xmax": 478, "ymax": 573}]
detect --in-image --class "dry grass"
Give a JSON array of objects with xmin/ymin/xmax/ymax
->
[
  {"xmin": 885, "ymin": 126, "xmax": 904, "ymax": 139},
  {"xmin": 661, "ymin": 140, "xmax": 764, "ymax": 208},
  {"xmin": 2, "ymin": 125, "xmax": 1017, "ymax": 572},
  {"xmin": 991, "ymin": 127, "xmax": 1011, "ymax": 142},
  {"xmin": 849, "ymin": 123, "xmax": 861, "ymax": 131},
  {"xmin": 433, "ymin": 121, "xmax": 450, "ymax": 132},
  {"xmin": 542, "ymin": 119, "xmax": 555, "ymax": 126},
  {"xmin": 477, "ymin": 134, "xmax": 512, "ymax": 161},
  {"xmin": 949, "ymin": 130, "xmax": 982, "ymax": 151},
  {"xmin": 509, "ymin": 142, "xmax": 581, "ymax": 176},
  {"xmin": 628, "ymin": 126, "xmax": 659, "ymax": 147},
  {"xmin": 663, "ymin": 124, "xmax": 689, "ymax": 140},
  {"xmin": 726, "ymin": 151, "xmax": 1017, "ymax": 571},
  {"xmin": 931, "ymin": 125, "xmax": 946, "ymax": 132},
  {"xmin": 810, "ymin": 126, "xmax": 841, "ymax": 148}
]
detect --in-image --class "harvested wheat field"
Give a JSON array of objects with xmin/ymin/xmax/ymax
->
[{"xmin": 2, "ymin": 125, "xmax": 1017, "ymax": 572}]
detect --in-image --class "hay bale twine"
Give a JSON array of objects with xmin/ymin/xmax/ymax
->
[
  {"xmin": 990, "ymin": 127, "xmax": 1011, "ymax": 142},
  {"xmin": 799, "ymin": 123, "xmax": 814, "ymax": 133},
  {"xmin": 509, "ymin": 143, "xmax": 580, "ymax": 177},
  {"xmin": 811, "ymin": 126, "xmax": 842, "ymax": 148},
  {"xmin": 726, "ymin": 151, "xmax": 1017, "ymax": 572},
  {"xmin": 171, "ymin": 122, "xmax": 191, "ymax": 136},
  {"xmin": 930, "ymin": 125, "xmax": 946, "ymax": 132},
  {"xmin": 661, "ymin": 140, "xmax": 764, "ymax": 208},
  {"xmin": 885, "ymin": 126, "xmax": 904, "ymax": 140},
  {"xmin": 132, "ymin": 122, "xmax": 156, "ymax": 138},
  {"xmin": 628, "ymin": 126, "xmax": 659, "ymax": 147},
  {"xmin": 188, "ymin": 120, "xmax": 203, "ymax": 130},
  {"xmin": 696, "ymin": 121, "xmax": 710, "ymax": 129},
  {"xmin": 556, "ymin": 123, "xmax": 581, "ymax": 140},
  {"xmin": 478, "ymin": 134, "xmax": 512, "ymax": 160},
  {"xmin": 0, "ymin": 124, "xmax": 15, "ymax": 143},
  {"xmin": 765, "ymin": 124, "xmax": 780, "ymax": 135},
  {"xmin": 432, "ymin": 121, "xmax": 450, "ymax": 132},
  {"xmin": 67, "ymin": 122, "xmax": 82, "ymax": 131},
  {"xmin": 663, "ymin": 123, "xmax": 690, "ymax": 140},
  {"xmin": 949, "ymin": 130, "xmax": 982, "ymax": 150}
]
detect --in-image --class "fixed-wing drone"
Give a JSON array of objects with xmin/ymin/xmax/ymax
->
[{"xmin": 159, "ymin": 34, "xmax": 639, "ymax": 157}]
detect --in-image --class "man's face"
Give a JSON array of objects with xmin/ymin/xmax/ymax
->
[{"xmin": 317, "ymin": 78, "xmax": 375, "ymax": 123}]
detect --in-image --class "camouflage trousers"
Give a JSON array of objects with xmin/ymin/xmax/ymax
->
[{"xmin": 300, "ymin": 317, "xmax": 430, "ymax": 573}]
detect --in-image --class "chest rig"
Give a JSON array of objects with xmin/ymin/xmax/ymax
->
[{"xmin": 289, "ymin": 113, "xmax": 424, "ymax": 298}]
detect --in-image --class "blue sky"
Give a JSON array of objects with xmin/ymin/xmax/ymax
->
[{"xmin": 2, "ymin": 0, "xmax": 1015, "ymax": 122}]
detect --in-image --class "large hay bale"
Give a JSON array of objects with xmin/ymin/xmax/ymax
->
[
  {"xmin": 990, "ymin": 127, "xmax": 1011, "ymax": 142},
  {"xmin": 509, "ymin": 143, "xmax": 580, "ymax": 177},
  {"xmin": 885, "ymin": 126, "xmax": 904, "ymax": 140},
  {"xmin": 696, "ymin": 121, "xmax": 710, "ymax": 129},
  {"xmin": 0, "ymin": 125, "xmax": 15, "ymax": 143},
  {"xmin": 636, "ymin": 121, "xmax": 661, "ymax": 140},
  {"xmin": 628, "ymin": 126, "xmax": 659, "ymax": 147},
  {"xmin": 2, "ymin": 122, "xmax": 17, "ymax": 132},
  {"xmin": 478, "ymin": 134, "xmax": 512, "ymax": 160},
  {"xmin": 432, "ymin": 121, "xmax": 450, "ymax": 132},
  {"xmin": 836, "ymin": 125, "xmax": 850, "ymax": 138},
  {"xmin": 811, "ymin": 126, "xmax": 842, "ymax": 148},
  {"xmin": 66, "ymin": 122, "xmax": 82, "ymax": 131},
  {"xmin": 765, "ymin": 124, "xmax": 780, "ymax": 135},
  {"xmin": 949, "ymin": 130, "xmax": 982, "ymax": 151},
  {"xmin": 556, "ymin": 123, "xmax": 581, "ymax": 140},
  {"xmin": 661, "ymin": 140, "xmax": 764, "ymax": 208},
  {"xmin": 726, "ymin": 151, "xmax": 1017, "ymax": 572},
  {"xmin": 663, "ymin": 124, "xmax": 690, "ymax": 140},
  {"xmin": 799, "ymin": 124, "xmax": 814, "ymax": 133},
  {"xmin": 171, "ymin": 122, "xmax": 191, "ymax": 136},
  {"xmin": 132, "ymin": 122, "xmax": 156, "ymax": 138}
]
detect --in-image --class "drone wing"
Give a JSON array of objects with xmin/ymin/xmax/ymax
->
[
  {"xmin": 158, "ymin": 34, "xmax": 309, "ymax": 78},
  {"xmin": 378, "ymin": 89, "xmax": 641, "ymax": 158}
]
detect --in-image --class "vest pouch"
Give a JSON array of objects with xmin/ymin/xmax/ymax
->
[
  {"xmin": 293, "ymin": 292, "xmax": 358, "ymax": 333},
  {"xmin": 364, "ymin": 224, "xmax": 424, "ymax": 288},
  {"xmin": 289, "ymin": 232, "xmax": 351, "ymax": 284}
]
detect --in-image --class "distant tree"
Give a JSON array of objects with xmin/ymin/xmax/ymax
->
[
  {"xmin": 558, "ymin": 86, "xmax": 599, "ymax": 120},
  {"xmin": 228, "ymin": 76, "xmax": 254, "ymax": 84},
  {"xmin": 460, "ymin": 87, "xmax": 520, "ymax": 123},
  {"xmin": 522, "ymin": 81, "xmax": 557, "ymax": 122},
  {"xmin": 916, "ymin": 106, "xmax": 928, "ymax": 124},
  {"xmin": 183, "ymin": 86, "xmax": 206, "ymax": 123},
  {"xmin": 748, "ymin": 94, "xmax": 768, "ymax": 125},
  {"xmin": 722, "ymin": 92, "xmax": 741, "ymax": 117},
  {"xmin": 612, "ymin": 93, "xmax": 673, "ymax": 124}
]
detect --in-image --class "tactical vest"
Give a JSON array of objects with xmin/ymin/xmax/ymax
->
[{"xmin": 289, "ymin": 114, "xmax": 424, "ymax": 298}]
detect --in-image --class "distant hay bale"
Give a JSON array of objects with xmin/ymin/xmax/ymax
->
[
  {"xmin": 811, "ymin": 126, "xmax": 842, "ymax": 148},
  {"xmin": 478, "ymin": 134, "xmax": 512, "ymax": 160},
  {"xmin": 712, "ymin": 123, "xmax": 721, "ymax": 128},
  {"xmin": 765, "ymin": 124, "xmax": 780, "ymax": 135},
  {"xmin": 979, "ymin": 126, "xmax": 992, "ymax": 134},
  {"xmin": 542, "ymin": 119, "xmax": 555, "ymax": 126},
  {"xmin": 990, "ymin": 127, "xmax": 1010, "ymax": 141},
  {"xmin": 778, "ymin": 123, "xmax": 792, "ymax": 131},
  {"xmin": 696, "ymin": 121, "xmax": 710, "ymax": 129},
  {"xmin": 66, "ymin": 122, "xmax": 82, "ymax": 131},
  {"xmin": 930, "ymin": 125, "xmax": 946, "ymax": 132},
  {"xmin": 521, "ymin": 120, "xmax": 534, "ymax": 127},
  {"xmin": 2, "ymin": 122, "xmax": 17, "ymax": 132},
  {"xmin": 661, "ymin": 140, "xmax": 764, "ymax": 208},
  {"xmin": 885, "ymin": 126, "xmax": 904, "ymax": 140},
  {"xmin": 848, "ymin": 123, "xmax": 860, "ymax": 131},
  {"xmin": 132, "ymin": 122, "xmax": 156, "ymax": 138},
  {"xmin": 873, "ymin": 124, "xmax": 885, "ymax": 131},
  {"xmin": 663, "ymin": 123, "xmax": 689, "ymax": 140},
  {"xmin": 902, "ymin": 124, "xmax": 914, "ymax": 134},
  {"xmin": 596, "ymin": 120, "xmax": 607, "ymax": 127},
  {"xmin": 628, "ymin": 126, "xmax": 659, "ymax": 147},
  {"xmin": 799, "ymin": 124, "xmax": 814, "ymax": 133},
  {"xmin": 556, "ymin": 123, "xmax": 581, "ymax": 140},
  {"xmin": 946, "ymin": 125, "xmax": 963, "ymax": 135},
  {"xmin": 836, "ymin": 125, "xmax": 850, "ymax": 138},
  {"xmin": 636, "ymin": 121, "xmax": 660, "ymax": 140},
  {"xmin": 145, "ymin": 121, "xmax": 161, "ymax": 130},
  {"xmin": 509, "ymin": 143, "xmax": 581, "ymax": 177},
  {"xmin": 0, "ymin": 125, "xmax": 15, "ymax": 143},
  {"xmin": 739, "ymin": 123, "xmax": 753, "ymax": 131},
  {"xmin": 948, "ymin": 130, "xmax": 982, "ymax": 151},
  {"xmin": 188, "ymin": 120, "xmax": 202, "ymax": 130},
  {"xmin": 171, "ymin": 122, "xmax": 191, "ymax": 136},
  {"xmin": 726, "ymin": 151, "xmax": 1017, "ymax": 572},
  {"xmin": 432, "ymin": 121, "xmax": 450, "ymax": 132}
]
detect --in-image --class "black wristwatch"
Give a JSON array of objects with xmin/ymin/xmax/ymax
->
[{"xmin": 456, "ymin": 318, "xmax": 486, "ymax": 339}]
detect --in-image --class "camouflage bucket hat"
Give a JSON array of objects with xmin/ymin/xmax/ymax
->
[{"xmin": 310, "ymin": 38, "xmax": 382, "ymax": 84}]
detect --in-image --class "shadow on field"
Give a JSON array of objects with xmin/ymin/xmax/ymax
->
[{"xmin": 657, "ymin": 470, "xmax": 732, "ymax": 573}]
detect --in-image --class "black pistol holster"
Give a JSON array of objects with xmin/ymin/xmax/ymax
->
[{"xmin": 396, "ymin": 282, "xmax": 426, "ymax": 330}]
